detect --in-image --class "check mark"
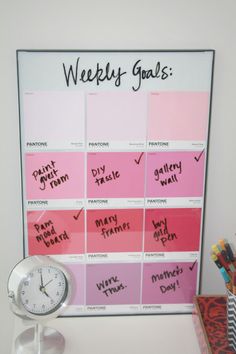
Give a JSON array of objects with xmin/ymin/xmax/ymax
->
[
  {"xmin": 73, "ymin": 207, "xmax": 84, "ymax": 221},
  {"xmin": 134, "ymin": 152, "xmax": 144, "ymax": 165},
  {"xmin": 194, "ymin": 149, "xmax": 205, "ymax": 162},
  {"xmin": 189, "ymin": 260, "xmax": 197, "ymax": 271}
]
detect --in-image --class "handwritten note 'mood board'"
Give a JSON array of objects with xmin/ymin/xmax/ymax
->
[{"xmin": 17, "ymin": 50, "xmax": 214, "ymax": 316}]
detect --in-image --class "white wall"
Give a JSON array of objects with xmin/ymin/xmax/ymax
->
[{"xmin": 1, "ymin": 0, "xmax": 236, "ymax": 351}]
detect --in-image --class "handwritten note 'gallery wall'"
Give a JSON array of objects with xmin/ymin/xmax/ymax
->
[{"xmin": 17, "ymin": 50, "xmax": 214, "ymax": 315}]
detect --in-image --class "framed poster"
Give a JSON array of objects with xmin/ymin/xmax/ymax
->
[{"xmin": 17, "ymin": 50, "xmax": 214, "ymax": 316}]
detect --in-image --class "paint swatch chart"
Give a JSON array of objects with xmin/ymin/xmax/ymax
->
[{"xmin": 17, "ymin": 50, "xmax": 214, "ymax": 315}]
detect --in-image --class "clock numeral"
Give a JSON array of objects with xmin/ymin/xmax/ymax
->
[
  {"xmin": 58, "ymin": 282, "xmax": 62, "ymax": 286},
  {"xmin": 21, "ymin": 290, "xmax": 25, "ymax": 295},
  {"xmin": 50, "ymin": 299, "xmax": 55, "ymax": 305},
  {"xmin": 24, "ymin": 281, "xmax": 29, "ymax": 286},
  {"xmin": 29, "ymin": 272, "xmax": 34, "ymax": 278},
  {"xmin": 54, "ymin": 274, "xmax": 58, "ymax": 279},
  {"xmin": 37, "ymin": 268, "xmax": 42, "ymax": 274},
  {"xmin": 25, "ymin": 299, "xmax": 29, "ymax": 304},
  {"xmin": 56, "ymin": 291, "xmax": 60, "ymax": 296}
]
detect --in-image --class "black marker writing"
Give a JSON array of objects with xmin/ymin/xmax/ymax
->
[
  {"xmin": 160, "ymin": 279, "xmax": 180, "ymax": 294},
  {"xmin": 132, "ymin": 59, "xmax": 172, "ymax": 91},
  {"xmin": 91, "ymin": 166, "xmax": 106, "ymax": 177},
  {"xmin": 151, "ymin": 265, "xmax": 183, "ymax": 283},
  {"xmin": 154, "ymin": 161, "xmax": 182, "ymax": 187},
  {"xmin": 96, "ymin": 276, "xmax": 127, "ymax": 297},
  {"xmin": 34, "ymin": 220, "xmax": 69, "ymax": 248},
  {"xmin": 63, "ymin": 57, "xmax": 127, "ymax": 88},
  {"xmin": 32, "ymin": 161, "xmax": 69, "ymax": 191},
  {"xmin": 152, "ymin": 217, "xmax": 177, "ymax": 246},
  {"xmin": 62, "ymin": 57, "xmax": 173, "ymax": 91},
  {"xmin": 95, "ymin": 214, "xmax": 130, "ymax": 239},
  {"xmin": 189, "ymin": 260, "xmax": 197, "ymax": 271},
  {"xmin": 95, "ymin": 214, "xmax": 118, "ymax": 228},
  {"xmin": 100, "ymin": 223, "xmax": 130, "ymax": 239},
  {"xmin": 91, "ymin": 165, "xmax": 120, "ymax": 187},
  {"xmin": 151, "ymin": 266, "xmax": 183, "ymax": 295},
  {"xmin": 154, "ymin": 162, "xmax": 182, "ymax": 181}
]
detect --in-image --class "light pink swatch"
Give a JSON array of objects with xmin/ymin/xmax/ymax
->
[
  {"xmin": 65, "ymin": 263, "xmax": 85, "ymax": 305},
  {"xmin": 24, "ymin": 91, "xmax": 85, "ymax": 143},
  {"xmin": 148, "ymin": 92, "xmax": 209, "ymax": 141},
  {"xmin": 87, "ymin": 92, "xmax": 147, "ymax": 141}
]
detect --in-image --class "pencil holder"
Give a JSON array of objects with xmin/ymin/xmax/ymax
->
[{"xmin": 227, "ymin": 290, "xmax": 236, "ymax": 351}]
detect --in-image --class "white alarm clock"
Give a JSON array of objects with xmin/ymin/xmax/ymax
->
[{"xmin": 7, "ymin": 255, "xmax": 71, "ymax": 354}]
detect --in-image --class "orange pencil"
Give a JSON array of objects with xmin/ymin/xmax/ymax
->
[{"xmin": 233, "ymin": 271, "xmax": 236, "ymax": 295}]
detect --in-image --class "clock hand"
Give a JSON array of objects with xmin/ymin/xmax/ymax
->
[
  {"xmin": 39, "ymin": 275, "xmax": 52, "ymax": 293},
  {"xmin": 43, "ymin": 289, "xmax": 51, "ymax": 298},
  {"xmin": 39, "ymin": 285, "xmax": 44, "ymax": 292},
  {"xmin": 40, "ymin": 273, "xmax": 44, "ymax": 287},
  {"xmin": 39, "ymin": 285, "xmax": 53, "ymax": 299},
  {"xmin": 44, "ymin": 279, "xmax": 53, "ymax": 287}
]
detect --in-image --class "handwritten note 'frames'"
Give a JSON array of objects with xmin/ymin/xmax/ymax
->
[
  {"xmin": 87, "ymin": 209, "xmax": 143, "ymax": 253},
  {"xmin": 25, "ymin": 152, "xmax": 84, "ymax": 200}
]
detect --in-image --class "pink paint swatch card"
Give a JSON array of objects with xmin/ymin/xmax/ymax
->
[
  {"xmin": 146, "ymin": 151, "xmax": 205, "ymax": 198},
  {"xmin": 27, "ymin": 209, "xmax": 85, "ymax": 255},
  {"xmin": 87, "ymin": 152, "xmax": 145, "ymax": 199},
  {"xmin": 64, "ymin": 263, "xmax": 85, "ymax": 305},
  {"xmin": 25, "ymin": 152, "xmax": 84, "ymax": 199},
  {"xmin": 24, "ymin": 91, "xmax": 85, "ymax": 145},
  {"xmin": 87, "ymin": 209, "xmax": 143, "ymax": 253},
  {"xmin": 142, "ymin": 261, "xmax": 198, "ymax": 304},
  {"xmin": 87, "ymin": 92, "xmax": 147, "ymax": 142},
  {"xmin": 147, "ymin": 92, "xmax": 209, "ymax": 141},
  {"xmin": 86, "ymin": 263, "xmax": 141, "ymax": 305},
  {"xmin": 144, "ymin": 208, "xmax": 201, "ymax": 252}
]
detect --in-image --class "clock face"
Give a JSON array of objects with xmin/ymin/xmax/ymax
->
[{"xmin": 19, "ymin": 265, "xmax": 68, "ymax": 316}]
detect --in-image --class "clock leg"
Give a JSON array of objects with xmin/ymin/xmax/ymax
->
[{"xmin": 15, "ymin": 325, "xmax": 65, "ymax": 354}]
